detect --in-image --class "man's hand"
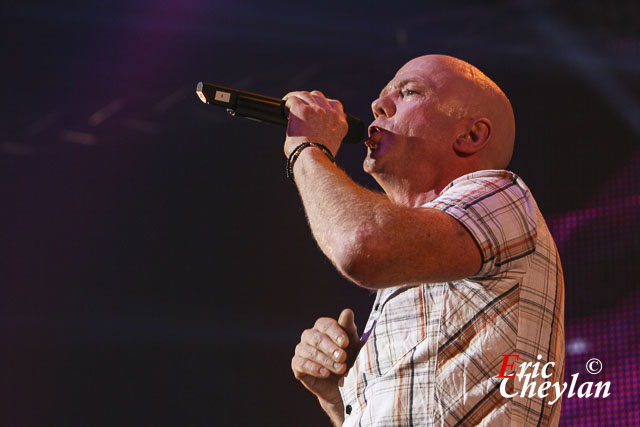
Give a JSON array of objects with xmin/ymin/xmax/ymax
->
[
  {"xmin": 283, "ymin": 90, "xmax": 348, "ymax": 158},
  {"xmin": 291, "ymin": 309, "xmax": 361, "ymax": 410}
]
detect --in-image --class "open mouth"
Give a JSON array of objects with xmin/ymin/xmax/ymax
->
[{"xmin": 366, "ymin": 126, "xmax": 383, "ymax": 151}]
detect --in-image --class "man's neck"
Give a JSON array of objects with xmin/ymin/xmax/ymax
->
[
  {"xmin": 379, "ymin": 169, "xmax": 476, "ymax": 208},
  {"xmin": 387, "ymin": 188, "xmax": 439, "ymax": 208}
]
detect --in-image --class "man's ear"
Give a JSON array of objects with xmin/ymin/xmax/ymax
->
[{"xmin": 454, "ymin": 118, "xmax": 492, "ymax": 155}]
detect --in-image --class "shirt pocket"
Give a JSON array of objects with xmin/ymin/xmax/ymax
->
[{"xmin": 358, "ymin": 286, "xmax": 432, "ymax": 378}]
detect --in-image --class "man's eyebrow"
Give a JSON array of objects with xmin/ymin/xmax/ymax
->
[{"xmin": 378, "ymin": 79, "xmax": 423, "ymax": 98}]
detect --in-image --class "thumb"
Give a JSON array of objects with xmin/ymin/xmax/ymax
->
[{"xmin": 337, "ymin": 308, "xmax": 359, "ymax": 348}]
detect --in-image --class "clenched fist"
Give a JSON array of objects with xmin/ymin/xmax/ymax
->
[
  {"xmin": 283, "ymin": 90, "xmax": 348, "ymax": 158},
  {"xmin": 291, "ymin": 308, "xmax": 361, "ymax": 410}
]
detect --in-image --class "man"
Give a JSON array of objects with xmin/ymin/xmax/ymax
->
[{"xmin": 286, "ymin": 55, "xmax": 564, "ymax": 426}]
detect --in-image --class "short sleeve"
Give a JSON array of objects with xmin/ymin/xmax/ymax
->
[{"xmin": 426, "ymin": 171, "xmax": 537, "ymax": 278}]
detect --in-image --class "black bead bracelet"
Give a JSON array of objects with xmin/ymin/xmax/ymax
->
[{"xmin": 286, "ymin": 142, "xmax": 335, "ymax": 183}]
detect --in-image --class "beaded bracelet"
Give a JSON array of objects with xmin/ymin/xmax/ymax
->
[{"xmin": 286, "ymin": 142, "xmax": 335, "ymax": 183}]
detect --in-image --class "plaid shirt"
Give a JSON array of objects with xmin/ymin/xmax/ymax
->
[{"xmin": 339, "ymin": 170, "xmax": 565, "ymax": 426}]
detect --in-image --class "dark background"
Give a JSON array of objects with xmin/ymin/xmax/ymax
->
[{"xmin": 2, "ymin": 1, "xmax": 639, "ymax": 426}]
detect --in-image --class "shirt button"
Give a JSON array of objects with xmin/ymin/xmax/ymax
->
[{"xmin": 345, "ymin": 404, "xmax": 352, "ymax": 415}]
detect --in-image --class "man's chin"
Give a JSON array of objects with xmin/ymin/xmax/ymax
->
[
  {"xmin": 363, "ymin": 155, "xmax": 377, "ymax": 175},
  {"xmin": 363, "ymin": 148, "xmax": 390, "ymax": 176}
]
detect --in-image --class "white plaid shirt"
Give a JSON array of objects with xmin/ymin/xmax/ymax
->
[{"xmin": 339, "ymin": 170, "xmax": 565, "ymax": 426}]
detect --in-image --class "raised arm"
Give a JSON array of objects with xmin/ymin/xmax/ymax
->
[{"xmin": 283, "ymin": 90, "xmax": 482, "ymax": 289}]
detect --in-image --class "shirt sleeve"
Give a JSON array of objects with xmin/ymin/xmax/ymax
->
[{"xmin": 426, "ymin": 171, "xmax": 538, "ymax": 278}]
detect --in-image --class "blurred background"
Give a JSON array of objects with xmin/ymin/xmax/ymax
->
[{"xmin": 1, "ymin": 0, "xmax": 639, "ymax": 425}]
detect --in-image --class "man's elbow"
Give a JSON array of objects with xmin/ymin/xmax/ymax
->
[
  {"xmin": 332, "ymin": 236, "xmax": 390, "ymax": 290},
  {"xmin": 340, "ymin": 258, "xmax": 388, "ymax": 289}
]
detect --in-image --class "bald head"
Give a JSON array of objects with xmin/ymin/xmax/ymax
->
[
  {"xmin": 399, "ymin": 55, "xmax": 516, "ymax": 169},
  {"xmin": 365, "ymin": 54, "xmax": 517, "ymax": 205}
]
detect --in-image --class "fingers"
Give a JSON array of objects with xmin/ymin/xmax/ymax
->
[
  {"xmin": 309, "ymin": 90, "xmax": 332, "ymax": 110},
  {"xmin": 283, "ymin": 94, "xmax": 307, "ymax": 114},
  {"xmin": 300, "ymin": 327, "xmax": 347, "ymax": 363},
  {"xmin": 284, "ymin": 91, "xmax": 314, "ymax": 108},
  {"xmin": 337, "ymin": 308, "xmax": 354, "ymax": 329},
  {"xmin": 314, "ymin": 317, "xmax": 349, "ymax": 348},
  {"xmin": 311, "ymin": 91, "xmax": 345, "ymax": 117},
  {"xmin": 328, "ymin": 98, "xmax": 345, "ymax": 115},
  {"xmin": 291, "ymin": 354, "xmax": 331, "ymax": 379},
  {"xmin": 291, "ymin": 314, "xmax": 352, "ymax": 380},
  {"xmin": 295, "ymin": 342, "xmax": 347, "ymax": 375},
  {"xmin": 283, "ymin": 90, "xmax": 343, "ymax": 115},
  {"xmin": 292, "ymin": 309, "xmax": 360, "ymax": 388},
  {"xmin": 338, "ymin": 308, "xmax": 359, "ymax": 348}
]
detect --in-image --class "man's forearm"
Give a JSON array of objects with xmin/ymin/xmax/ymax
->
[
  {"xmin": 318, "ymin": 397, "xmax": 345, "ymax": 426},
  {"xmin": 289, "ymin": 145, "xmax": 483, "ymax": 288},
  {"xmin": 291, "ymin": 147, "xmax": 392, "ymax": 281}
]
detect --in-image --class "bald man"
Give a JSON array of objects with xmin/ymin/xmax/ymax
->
[{"xmin": 286, "ymin": 55, "xmax": 564, "ymax": 426}]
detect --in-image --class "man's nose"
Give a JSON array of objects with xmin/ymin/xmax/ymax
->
[{"xmin": 371, "ymin": 95, "xmax": 395, "ymax": 118}]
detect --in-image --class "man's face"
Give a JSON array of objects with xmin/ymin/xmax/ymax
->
[{"xmin": 364, "ymin": 57, "xmax": 464, "ymax": 190}]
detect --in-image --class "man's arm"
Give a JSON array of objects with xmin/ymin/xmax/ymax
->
[
  {"xmin": 290, "ymin": 148, "xmax": 481, "ymax": 289},
  {"xmin": 318, "ymin": 399, "xmax": 346, "ymax": 427},
  {"xmin": 283, "ymin": 90, "xmax": 482, "ymax": 289}
]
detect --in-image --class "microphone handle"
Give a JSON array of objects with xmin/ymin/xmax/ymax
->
[{"xmin": 196, "ymin": 82, "xmax": 364, "ymax": 145}]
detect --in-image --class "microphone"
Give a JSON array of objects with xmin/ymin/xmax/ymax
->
[{"xmin": 196, "ymin": 82, "xmax": 365, "ymax": 145}]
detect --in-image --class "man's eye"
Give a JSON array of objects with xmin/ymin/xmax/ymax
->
[{"xmin": 401, "ymin": 89, "xmax": 418, "ymax": 97}]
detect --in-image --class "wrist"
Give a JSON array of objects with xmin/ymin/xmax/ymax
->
[
  {"xmin": 286, "ymin": 142, "xmax": 335, "ymax": 183},
  {"xmin": 318, "ymin": 396, "xmax": 345, "ymax": 426},
  {"xmin": 319, "ymin": 396, "xmax": 344, "ymax": 409}
]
